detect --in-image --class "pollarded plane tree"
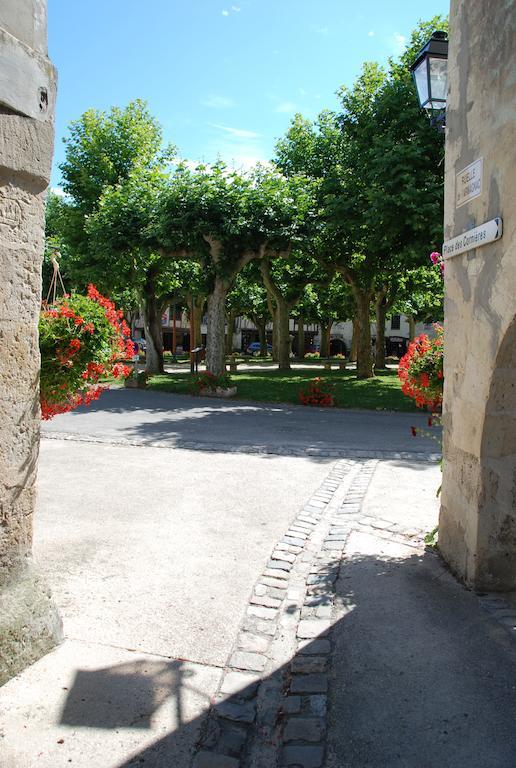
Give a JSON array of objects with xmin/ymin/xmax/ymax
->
[
  {"xmin": 53, "ymin": 100, "xmax": 185, "ymax": 373},
  {"xmin": 260, "ymin": 253, "xmax": 329, "ymax": 369},
  {"xmin": 226, "ymin": 263, "xmax": 271, "ymax": 356},
  {"xmin": 275, "ymin": 16, "xmax": 446, "ymax": 378},
  {"xmin": 156, "ymin": 163, "xmax": 316, "ymax": 376},
  {"xmin": 301, "ymin": 276, "xmax": 356, "ymax": 358}
]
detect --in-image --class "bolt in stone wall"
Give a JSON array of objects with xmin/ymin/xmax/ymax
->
[
  {"xmin": 440, "ymin": 0, "xmax": 516, "ymax": 589},
  {"xmin": 0, "ymin": 0, "xmax": 62, "ymax": 685}
]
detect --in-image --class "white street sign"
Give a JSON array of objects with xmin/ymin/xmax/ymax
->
[
  {"xmin": 456, "ymin": 158, "xmax": 483, "ymax": 208},
  {"xmin": 443, "ymin": 217, "xmax": 503, "ymax": 259}
]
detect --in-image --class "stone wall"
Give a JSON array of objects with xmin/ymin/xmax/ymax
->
[
  {"xmin": 440, "ymin": 0, "xmax": 516, "ymax": 589},
  {"xmin": 0, "ymin": 0, "xmax": 61, "ymax": 684}
]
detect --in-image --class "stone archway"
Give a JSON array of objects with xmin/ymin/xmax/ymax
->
[{"xmin": 476, "ymin": 317, "xmax": 516, "ymax": 589}]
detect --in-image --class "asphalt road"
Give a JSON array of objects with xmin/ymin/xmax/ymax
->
[{"xmin": 42, "ymin": 388, "xmax": 439, "ymax": 457}]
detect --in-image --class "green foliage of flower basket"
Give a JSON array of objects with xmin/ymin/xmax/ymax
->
[{"xmin": 39, "ymin": 285, "xmax": 134, "ymax": 419}]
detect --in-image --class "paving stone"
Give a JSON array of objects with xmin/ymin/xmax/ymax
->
[
  {"xmin": 282, "ymin": 696, "xmax": 302, "ymax": 714},
  {"xmin": 293, "ymin": 522, "xmax": 314, "ymax": 532},
  {"xmin": 323, "ymin": 540, "xmax": 344, "ymax": 551},
  {"xmin": 217, "ymin": 723, "xmax": 248, "ymax": 757},
  {"xmin": 309, "ymin": 695, "xmax": 327, "ymax": 717},
  {"xmin": 290, "ymin": 674, "xmax": 328, "ymax": 694},
  {"xmin": 283, "ymin": 717, "xmax": 325, "ymax": 742},
  {"xmin": 242, "ymin": 618, "xmax": 276, "ymax": 636},
  {"xmin": 315, "ymin": 605, "xmax": 332, "ymax": 619},
  {"xmin": 306, "ymin": 573, "xmax": 336, "ymax": 586},
  {"xmin": 262, "ymin": 575, "xmax": 289, "ymax": 588},
  {"xmin": 237, "ymin": 632, "xmax": 270, "ymax": 653},
  {"xmin": 276, "ymin": 542, "xmax": 303, "ymax": 554},
  {"xmin": 248, "ymin": 604, "xmax": 278, "ymax": 620},
  {"xmin": 326, "ymin": 532, "xmax": 347, "ymax": 541},
  {"xmin": 298, "ymin": 516, "xmax": 318, "ymax": 525},
  {"xmin": 214, "ymin": 696, "xmax": 256, "ymax": 724},
  {"xmin": 287, "ymin": 529, "xmax": 308, "ymax": 539},
  {"xmin": 281, "ymin": 535, "xmax": 305, "ymax": 547},
  {"xmin": 272, "ymin": 550, "xmax": 296, "ymax": 564},
  {"xmin": 289, "ymin": 527, "xmax": 309, "ymax": 537},
  {"xmin": 282, "ymin": 745, "xmax": 324, "ymax": 767},
  {"xmin": 230, "ymin": 650, "xmax": 267, "ymax": 673},
  {"xmin": 304, "ymin": 594, "xmax": 332, "ymax": 608},
  {"xmin": 251, "ymin": 594, "xmax": 282, "ymax": 609},
  {"xmin": 220, "ymin": 671, "xmax": 260, "ymax": 698},
  {"xmin": 267, "ymin": 559, "xmax": 293, "ymax": 572},
  {"xmin": 254, "ymin": 583, "xmax": 267, "ymax": 596},
  {"xmin": 193, "ymin": 751, "xmax": 240, "ymax": 768},
  {"xmin": 291, "ymin": 656, "xmax": 327, "ymax": 674},
  {"xmin": 370, "ymin": 518, "xmax": 393, "ymax": 530},
  {"xmin": 272, "ymin": 556, "xmax": 300, "ymax": 568},
  {"xmin": 307, "ymin": 500, "xmax": 326, "ymax": 508}
]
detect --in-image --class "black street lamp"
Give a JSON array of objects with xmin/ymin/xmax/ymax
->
[{"xmin": 410, "ymin": 30, "xmax": 449, "ymax": 129}]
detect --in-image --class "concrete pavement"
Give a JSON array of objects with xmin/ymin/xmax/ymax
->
[{"xmin": 1, "ymin": 391, "xmax": 515, "ymax": 766}]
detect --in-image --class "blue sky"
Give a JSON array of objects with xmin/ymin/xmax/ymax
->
[{"xmin": 48, "ymin": 0, "xmax": 449, "ymax": 188}]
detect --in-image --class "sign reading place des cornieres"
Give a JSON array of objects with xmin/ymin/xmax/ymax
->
[{"xmin": 443, "ymin": 217, "xmax": 503, "ymax": 259}]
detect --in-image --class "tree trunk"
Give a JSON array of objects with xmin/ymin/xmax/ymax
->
[
  {"xmin": 350, "ymin": 315, "xmax": 359, "ymax": 362},
  {"xmin": 193, "ymin": 295, "xmax": 204, "ymax": 349},
  {"xmin": 142, "ymin": 290, "xmax": 164, "ymax": 374},
  {"xmin": 206, "ymin": 277, "xmax": 229, "ymax": 375},
  {"xmin": 354, "ymin": 289, "xmax": 374, "ymax": 379},
  {"xmin": 320, "ymin": 323, "xmax": 330, "ymax": 358},
  {"xmin": 277, "ymin": 298, "xmax": 291, "ymax": 370},
  {"xmin": 225, "ymin": 311, "xmax": 236, "ymax": 354},
  {"xmin": 297, "ymin": 315, "xmax": 305, "ymax": 358},
  {"xmin": 375, "ymin": 293, "xmax": 387, "ymax": 370},
  {"xmin": 408, "ymin": 315, "xmax": 416, "ymax": 341},
  {"xmin": 266, "ymin": 290, "xmax": 279, "ymax": 362},
  {"xmin": 257, "ymin": 320, "xmax": 267, "ymax": 356}
]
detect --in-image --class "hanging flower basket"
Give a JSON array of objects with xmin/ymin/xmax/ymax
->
[
  {"xmin": 39, "ymin": 284, "xmax": 135, "ymax": 420},
  {"xmin": 398, "ymin": 324, "xmax": 443, "ymax": 411}
]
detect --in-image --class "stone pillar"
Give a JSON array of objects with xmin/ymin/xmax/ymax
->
[
  {"xmin": 0, "ymin": 0, "xmax": 61, "ymax": 685},
  {"xmin": 439, "ymin": 0, "xmax": 516, "ymax": 589}
]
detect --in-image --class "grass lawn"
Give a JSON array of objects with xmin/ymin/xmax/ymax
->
[{"xmin": 147, "ymin": 367, "xmax": 418, "ymax": 412}]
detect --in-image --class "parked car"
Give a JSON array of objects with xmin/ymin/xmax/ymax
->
[{"xmin": 245, "ymin": 341, "xmax": 273, "ymax": 356}]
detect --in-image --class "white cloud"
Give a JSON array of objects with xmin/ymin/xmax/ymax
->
[
  {"xmin": 231, "ymin": 5, "xmax": 241, "ymax": 11},
  {"xmin": 275, "ymin": 101, "xmax": 298, "ymax": 114},
  {"xmin": 368, "ymin": 30, "xmax": 375, "ymax": 37},
  {"xmin": 299, "ymin": 88, "xmax": 308, "ymax": 97},
  {"xmin": 222, "ymin": 9, "xmax": 229, "ymax": 16},
  {"xmin": 50, "ymin": 186, "xmax": 66, "ymax": 197},
  {"xmin": 201, "ymin": 123, "xmax": 269, "ymax": 171},
  {"xmin": 210, "ymin": 123, "xmax": 260, "ymax": 139},
  {"xmin": 393, "ymin": 33, "xmax": 407, "ymax": 53},
  {"xmin": 317, "ymin": 27, "xmax": 329, "ymax": 35},
  {"xmin": 201, "ymin": 94, "xmax": 235, "ymax": 109}
]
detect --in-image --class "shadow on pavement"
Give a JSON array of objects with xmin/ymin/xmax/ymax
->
[
  {"xmin": 55, "ymin": 550, "xmax": 516, "ymax": 768},
  {"xmin": 44, "ymin": 389, "xmax": 439, "ymax": 459}
]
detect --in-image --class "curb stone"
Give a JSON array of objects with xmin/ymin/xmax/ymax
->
[{"xmin": 42, "ymin": 431, "xmax": 440, "ymax": 462}]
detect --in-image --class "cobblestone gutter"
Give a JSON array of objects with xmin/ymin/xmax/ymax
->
[{"xmin": 193, "ymin": 459, "xmax": 427, "ymax": 768}]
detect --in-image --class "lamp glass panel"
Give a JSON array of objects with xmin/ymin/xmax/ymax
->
[
  {"xmin": 413, "ymin": 59, "xmax": 429, "ymax": 106},
  {"xmin": 429, "ymin": 56, "xmax": 447, "ymax": 102}
]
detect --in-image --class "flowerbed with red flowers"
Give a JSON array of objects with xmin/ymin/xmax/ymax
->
[
  {"xmin": 39, "ymin": 284, "xmax": 135, "ymax": 420},
  {"xmin": 398, "ymin": 324, "xmax": 443, "ymax": 411},
  {"xmin": 189, "ymin": 370, "xmax": 233, "ymax": 395},
  {"xmin": 299, "ymin": 377, "xmax": 335, "ymax": 407}
]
